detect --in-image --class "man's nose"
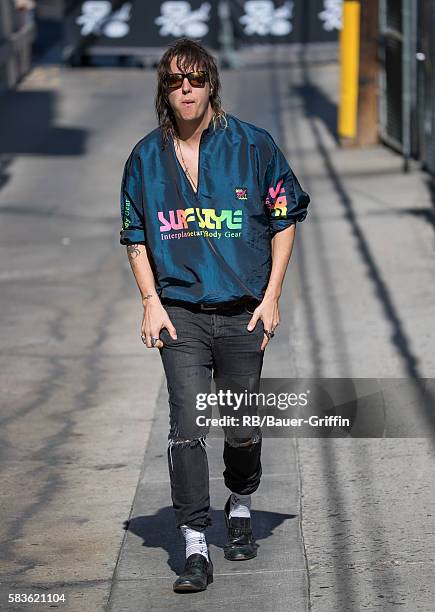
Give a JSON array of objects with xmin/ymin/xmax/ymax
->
[{"xmin": 181, "ymin": 77, "xmax": 192, "ymax": 93}]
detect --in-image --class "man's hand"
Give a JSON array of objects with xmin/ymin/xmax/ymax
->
[
  {"xmin": 124, "ymin": 243, "xmax": 177, "ymax": 349},
  {"xmin": 247, "ymin": 295, "xmax": 280, "ymax": 351},
  {"xmin": 141, "ymin": 299, "xmax": 177, "ymax": 349},
  {"xmin": 246, "ymin": 224, "xmax": 295, "ymax": 350}
]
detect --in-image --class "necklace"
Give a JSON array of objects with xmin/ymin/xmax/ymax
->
[{"xmin": 176, "ymin": 138, "xmax": 198, "ymax": 193}]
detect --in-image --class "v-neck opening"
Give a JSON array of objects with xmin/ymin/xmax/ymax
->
[{"xmin": 171, "ymin": 137, "xmax": 199, "ymax": 198}]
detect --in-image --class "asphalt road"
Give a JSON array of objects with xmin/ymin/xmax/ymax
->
[{"xmin": 0, "ymin": 60, "xmax": 434, "ymax": 611}]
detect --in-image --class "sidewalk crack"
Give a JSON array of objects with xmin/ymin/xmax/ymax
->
[{"xmin": 294, "ymin": 436, "xmax": 312, "ymax": 611}]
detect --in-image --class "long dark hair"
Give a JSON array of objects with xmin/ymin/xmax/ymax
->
[{"xmin": 155, "ymin": 38, "xmax": 227, "ymax": 148}]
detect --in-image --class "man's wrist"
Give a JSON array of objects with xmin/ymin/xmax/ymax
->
[
  {"xmin": 263, "ymin": 287, "xmax": 281, "ymax": 301},
  {"xmin": 142, "ymin": 292, "xmax": 160, "ymax": 306}
]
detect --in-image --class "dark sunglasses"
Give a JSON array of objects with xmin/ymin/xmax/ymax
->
[{"xmin": 165, "ymin": 71, "xmax": 208, "ymax": 89}]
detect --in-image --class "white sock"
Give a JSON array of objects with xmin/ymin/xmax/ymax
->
[
  {"xmin": 229, "ymin": 493, "xmax": 251, "ymax": 518},
  {"xmin": 180, "ymin": 525, "xmax": 209, "ymax": 561}
]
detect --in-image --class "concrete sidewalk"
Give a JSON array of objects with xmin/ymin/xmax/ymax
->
[
  {"xmin": 0, "ymin": 61, "xmax": 434, "ymax": 611},
  {"xmin": 107, "ymin": 381, "xmax": 306, "ymax": 611}
]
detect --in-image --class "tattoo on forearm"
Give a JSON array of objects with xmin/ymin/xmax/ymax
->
[{"xmin": 127, "ymin": 244, "xmax": 142, "ymax": 259}]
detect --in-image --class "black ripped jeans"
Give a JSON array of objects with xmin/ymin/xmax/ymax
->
[{"xmin": 158, "ymin": 302, "xmax": 265, "ymax": 532}]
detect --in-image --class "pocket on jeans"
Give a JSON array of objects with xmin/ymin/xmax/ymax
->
[{"xmin": 158, "ymin": 327, "xmax": 172, "ymax": 348}]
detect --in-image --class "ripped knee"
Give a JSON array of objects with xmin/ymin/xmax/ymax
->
[
  {"xmin": 167, "ymin": 436, "xmax": 209, "ymax": 470},
  {"xmin": 168, "ymin": 436, "xmax": 208, "ymax": 449},
  {"xmin": 225, "ymin": 429, "xmax": 262, "ymax": 448}
]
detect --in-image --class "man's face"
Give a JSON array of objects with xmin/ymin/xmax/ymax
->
[{"xmin": 166, "ymin": 56, "xmax": 211, "ymax": 124}]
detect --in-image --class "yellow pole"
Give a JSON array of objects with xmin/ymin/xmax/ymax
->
[{"xmin": 338, "ymin": 0, "xmax": 361, "ymax": 139}]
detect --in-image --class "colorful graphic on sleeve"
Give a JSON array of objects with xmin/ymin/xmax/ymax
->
[
  {"xmin": 265, "ymin": 179, "xmax": 288, "ymax": 217},
  {"xmin": 157, "ymin": 207, "xmax": 243, "ymax": 240},
  {"xmin": 122, "ymin": 196, "xmax": 132, "ymax": 229}
]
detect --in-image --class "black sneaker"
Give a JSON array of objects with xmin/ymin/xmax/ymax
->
[
  {"xmin": 224, "ymin": 494, "xmax": 258, "ymax": 561},
  {"xmin": 173, "ymin": 549, "xmax": 214, "ymax": 593}
]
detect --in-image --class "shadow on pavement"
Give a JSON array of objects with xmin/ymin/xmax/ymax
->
[
  {"xmin": 0, "ymin": 90, "xmax": 87, "ymax": 157},
  {"xmin": 125, "ymin": 507, "xmax": 296, "ymax": 575},
  {"xmin": 293, "ymin": 81, "xmax": 339, "ymax": 145}
]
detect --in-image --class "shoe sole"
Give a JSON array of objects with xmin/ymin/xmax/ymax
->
[
  {"xmin": 173, "ymin": 574, "xmax": 213, "ymax": 593},
  {"xmin": 224, "ymin": 548, "xmax": 257, "ymax": 561}
]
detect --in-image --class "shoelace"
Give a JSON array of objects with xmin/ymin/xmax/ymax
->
[{"xmin": 185, "ymin": 553, "xmax": 209, "ymax": 570}]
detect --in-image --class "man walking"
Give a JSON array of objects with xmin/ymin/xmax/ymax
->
[{"xmin": 119, "ymin": 38, "xmax": 309, "ymax": 593}]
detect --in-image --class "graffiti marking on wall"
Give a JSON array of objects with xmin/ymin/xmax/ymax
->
[
  {"xmin": 318, "ymin": 0, "xmax": 342, "ymax": 31},
  {"xmin": 76, "ymin": 1, "xmax": 132, "ymax": 38},
  {"xmin": 155, "ymin": 1, "xmax": 211, "ymax": 37},
  {"xmin": 239, "ymin": 1, "xmax": 294, "ymax": 37}
]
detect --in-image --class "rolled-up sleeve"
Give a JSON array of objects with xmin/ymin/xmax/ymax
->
[
  {"xmin": 262, "ymin": 137, "xmax": 310, "ymax": 236},
  {"xmin": 119, "ymin": 152, "xmax": 146, "ymax": 245}
]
